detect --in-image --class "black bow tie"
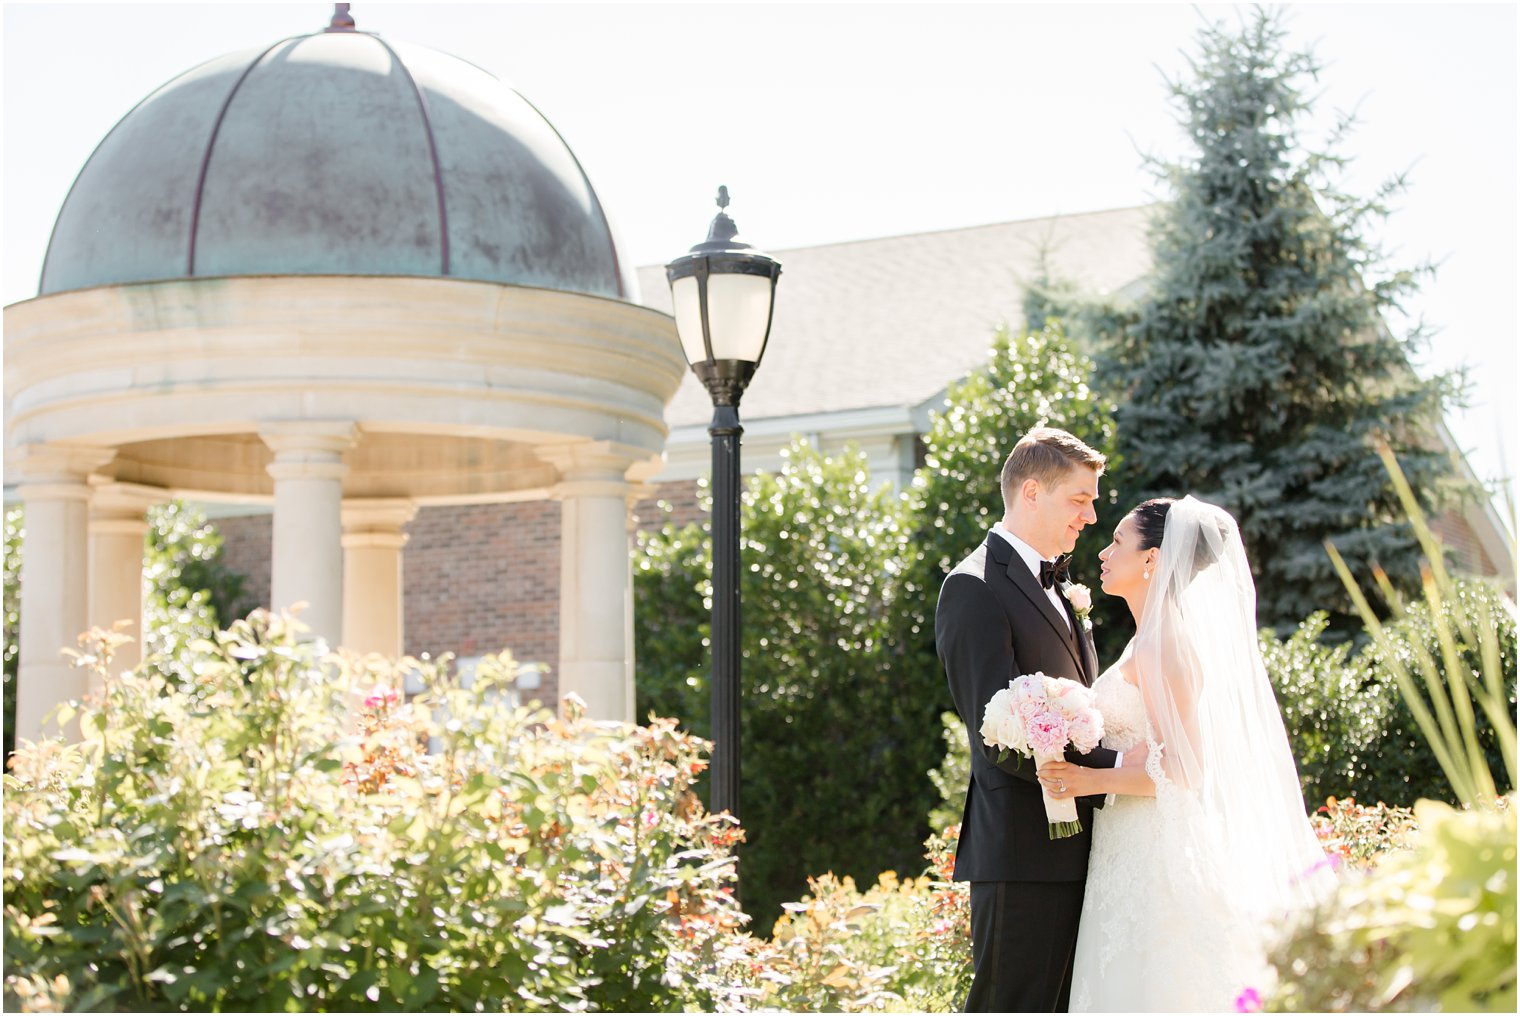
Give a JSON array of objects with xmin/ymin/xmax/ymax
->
[{"xmin": 1039, "ymin": 556, "xmax": 1071, "ymax": 590}]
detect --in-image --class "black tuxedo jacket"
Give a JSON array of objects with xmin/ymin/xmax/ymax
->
[{"xmin": 936, "ymin": 531, "xmax": 1117, "ymax": 883}]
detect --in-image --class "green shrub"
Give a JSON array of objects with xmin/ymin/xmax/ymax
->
[
  {"xmin": 714, "ymin": 827, "xmax": 971, "ymax": 1013},
  {"xmin": 1263, "ymin": 579, "xmax": 1515, "ymax": 809},
  {"xmin": 2, "ymin": 501, "xmax": 250, "ymax": 758},
  {"xmin": 140, "ymin": 501, "xmax": 252, "ymax": 684},
  {"xmin": 635, "ymin": 440, "xmax": 942, "ymax": 925},
  {"xmin": 926, "ymin": 712, "xmax": 969, "ymax": 837},
  {"xmin": 1358, "ymin": 580, "xmax": 1516, "ymax": 804},
  {"xmin": 1262, "ymin": 613, "xmax": 1379, "ymax": 803},
  {"xmin": 2, "ymin": 507, "xmax": 19, "ymax": 759},
  {"xmin": 2, "ymin": 615, "xmax": 745, "ymax": 1013},
  {"xmin": 1266, "ymin": 799, "xmax": 1515, "ymax": 1012}
]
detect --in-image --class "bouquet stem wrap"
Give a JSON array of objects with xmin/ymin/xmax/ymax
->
[{"xmin": 1035, "ymin": 748, "xmax": 1083, "ymax": 839}]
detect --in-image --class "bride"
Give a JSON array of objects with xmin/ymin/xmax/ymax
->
[{"xmin": 1036, "ymin": 496, "xmax": 1335, "ymax": 1012}]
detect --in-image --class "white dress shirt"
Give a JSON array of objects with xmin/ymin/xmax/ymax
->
[{"xmin": 990, "ymin": 523, "xmax": 1070, "ymax": 631}]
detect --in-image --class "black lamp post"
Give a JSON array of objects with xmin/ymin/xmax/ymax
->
[{"xmin": 665, "ymin": 187, "xmax": 781, "ymax": 822}]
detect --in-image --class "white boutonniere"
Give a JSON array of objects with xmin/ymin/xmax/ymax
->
[{"xmin": 1061, "ymin": 581, "xmax": 1093, "ymax": 631}]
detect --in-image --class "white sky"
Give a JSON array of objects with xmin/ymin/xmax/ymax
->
[{"xmin": 3, "ymin": 1, "xmax": 1516, "ymax": 504}]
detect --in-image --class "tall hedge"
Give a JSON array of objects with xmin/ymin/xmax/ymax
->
[{"xmin": 635, "ymin": 441, "xmax": 941, "ymax": 925}]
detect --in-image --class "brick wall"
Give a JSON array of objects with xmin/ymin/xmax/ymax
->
[
  {"xmin": 401, "ymin": 501, "xmax": 560, "ymax": 692},
  {"xmin": 215, "ymin": 513, "xmax": 272, "ymax": 608},
  {"xmin": 1430, "ymin": 507, "xmax": 1499, "ymax": 578},
  {"xmin": 632, "ymin": 480, "xmax": 706, "ymax": 532},
  {"xmin": 214, "ymin": 487, "xmax": 712, "ymax": 709}
]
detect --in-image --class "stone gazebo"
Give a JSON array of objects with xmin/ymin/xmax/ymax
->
[{"xmin": 3, "ymin": 10, "xmax": 684, "ymax": 739}]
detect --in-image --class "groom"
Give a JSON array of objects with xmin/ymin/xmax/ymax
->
[{"xmin": 936, "ymin": 427, "xmax": 1137, "ymax": 1012}]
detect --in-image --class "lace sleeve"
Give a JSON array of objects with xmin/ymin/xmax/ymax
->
[{"xmin": 1144, "ymin": 737, "xmax": 1168, "ymax": 791}]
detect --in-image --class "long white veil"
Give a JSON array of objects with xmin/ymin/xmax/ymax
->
[{"xmin": 1133, "ymin": 496, "xmax": 1335, "ymax": 927}]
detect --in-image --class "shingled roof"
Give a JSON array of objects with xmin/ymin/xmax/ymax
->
[{"xmin": 635, "ymin": 205, "xmax": 1156, "ymax": 429}]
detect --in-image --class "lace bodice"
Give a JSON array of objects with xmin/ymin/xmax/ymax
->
[{"xmin": 1092, "ymin": 667, "xmax": 1151, "ymax": 753}]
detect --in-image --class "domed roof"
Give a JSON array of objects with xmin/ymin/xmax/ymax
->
[{"xmin": 39, "ymin": 14, "xmax": 632, "ymax": 299}]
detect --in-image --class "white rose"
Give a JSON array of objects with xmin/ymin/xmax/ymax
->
[
  {"xmin": 1064, "ymin": 583, "xmax": 1092, "ymax": 614},
  {"xmin": 981, "ymin": 688, "xmax": 1014, "ymax": 747},
  {"xmin": 997, "ymin": 711, "xmax": 1029, "ymax": 754}
]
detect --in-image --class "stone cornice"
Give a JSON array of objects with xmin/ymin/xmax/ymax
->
[{"xmin": 4, "ymin": 276, "xmax": 685, "ymax": 458}]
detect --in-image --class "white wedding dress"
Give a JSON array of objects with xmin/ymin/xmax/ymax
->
[
  {"xmin": 1068, "ymin": 497, "xmax": 1335, "ymax": 1013},
  {"xmin": 1068, "ymin": 663, "xmax": 1268, "ymax": 1012}
]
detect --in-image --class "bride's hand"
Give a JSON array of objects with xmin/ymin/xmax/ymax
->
[
  {"xmin": 1121, "ymin": 740, "xmax": 1151, "ymax": 769},
  {"xmin": 1036, "ymin": 760, "xmax": 1103, "ymax": 799}
]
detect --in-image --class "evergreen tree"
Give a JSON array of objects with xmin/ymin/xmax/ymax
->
[{"xmin": 1100, "ymin": 8, "xmax": 1465, "ymax": 634}]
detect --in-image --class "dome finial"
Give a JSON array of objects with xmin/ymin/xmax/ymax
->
[
  {"xmin": 715, "ymin": 185, "xmax": 730, "ymax": 211},
  {"xmin": 326, "ymin": 3, "xmax": 356, "ymax": 32}
]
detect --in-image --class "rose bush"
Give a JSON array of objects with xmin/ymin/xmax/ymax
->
[{"xmin": 2, "ymin": 615, "xmax": 747, "ymax": 1013}]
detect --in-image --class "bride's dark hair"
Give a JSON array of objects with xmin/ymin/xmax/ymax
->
[{"xmin": 1129, "ymin": 497, "xmax": 1175, "ymax": 551}]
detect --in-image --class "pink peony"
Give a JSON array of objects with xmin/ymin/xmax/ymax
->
[
  {"xmin": 1011, "ymin": 674, "xmax": 1046, "ymax": 707},
  {"xmin": 1026, "ymin": 711, "xmax": 1070, "ymax": 757},
  {"xmin": 1017, "ymin": 697, "xmax": 1047, "ymax": 728},
  {"xmin": 1233, "ymin": 988, "xmax": 1263, "ymax": 1013},
  {"xmin": 1067, "ymin": 711, "xmax": 1104, "ymax": 753}
]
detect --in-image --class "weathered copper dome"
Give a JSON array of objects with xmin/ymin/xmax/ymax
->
[{"xmin": 39, "ymin": 12, "xmax": 632, "ymax": 298}]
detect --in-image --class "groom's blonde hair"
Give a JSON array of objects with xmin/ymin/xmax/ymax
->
[{"xmin": 1001, "ymin": 427, "xmax": 1106, "ymax": 509}]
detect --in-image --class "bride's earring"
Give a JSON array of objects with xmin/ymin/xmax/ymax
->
[{"xmin": 1143, "ymin": 568, "xmax": 1151, "ymax": 580}]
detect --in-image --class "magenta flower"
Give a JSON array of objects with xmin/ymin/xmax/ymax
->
[
  {"xmin": 363, "ymin": 687, "xmax": 400, "ymax": 710},
  {"xmin": 1234, "ymin": 987, "xmax": 1263, "ymax": 1013}
]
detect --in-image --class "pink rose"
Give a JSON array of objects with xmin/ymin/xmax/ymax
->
[{"xmin": 1064, "ymin": 583, "xmax": 1092, "ymax": 614}]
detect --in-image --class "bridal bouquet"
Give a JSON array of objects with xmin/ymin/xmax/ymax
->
[{"xmin": 981, "ymin": 673, "xmax": 1104, "ymax": 839}]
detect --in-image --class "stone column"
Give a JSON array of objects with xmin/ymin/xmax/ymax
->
[
  {"xmin": 87, "ymin": 482, "xmax": 161, "ymax": 681},
  {"xmin": 259, "ymin": 422, "xmax": 356, "ymax": 647},
  {"xmin": 341, "ymin": 499, "xmax": 417, "ymax": 658},
  {"xmin": 541, "ymin": 442, "xmax": 645, "ymax": 723},
  {"xmin": 14, "ymin": 444, "xmax": 114, "ymax": 741}
]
